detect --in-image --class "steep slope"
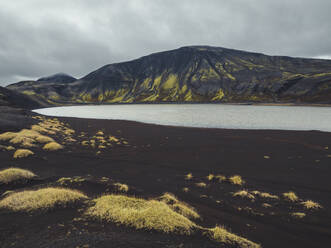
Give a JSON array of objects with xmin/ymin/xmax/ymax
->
[
  {"xmin": 0, "ymin": 86, "xmax": 44, "ymax": 109},
  {"xmin": 7, "ymin": 46, "xmax": 331, "ymax": 104},
  {"xmin": 7, "ymin": 73, "xmax": 77, "ymax": 106}
]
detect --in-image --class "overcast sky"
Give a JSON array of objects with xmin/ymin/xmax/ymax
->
[{"xmin": 1, "ymin": 0, "xmax": 331, "ymax": 86}]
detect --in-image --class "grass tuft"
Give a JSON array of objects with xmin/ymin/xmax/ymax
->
[
  {"xmin": 207, "ymin": 174, "xmax": 214, "ymax": 181},
  {"xmin": 195, "ymin": 182, "xmax": 207, "ymax": 188},
  {"xmin": 233, "ymin": 190, "xmax": 255, "ymax": 199},
  {"xmin": 291, "ymin": 212, "xmax": 306, "ymax": 218},
  {"xmin": 185, "ymin": 173, "xmax": 193, "ymax": 180},
  {"xmin": 0, "ymin": 129, "xmax": 54, "ymax": 148},
  {"xmin": 159, "ymin": 192, "xmax": 178, "ymax": 204},
  {"xmin": 96, "ymin": 131, "xmax": 104, "ymax": 136},
  {"xmin": 57, "ymin": 176, "xmax": 86, "ymax": 185},
  {"xmin": 0, "ymin": 168, "xmax": 36, "ymax": 184},
  {"xmin": 109, "ymin": 136, "xmax": 119, "ymax": 143},
  {"xmin": 215, "ymin": 174, "xmax": 226, "ymax": 182},
  {"xmin": 262, "ymin": 203, "xmax": 272, "ymax": 208},
  {"xmin": 0, "ymin": 132, "xmax": 17, "ymax": 141},
  {"xmin": 43, "ymin": 142, "xmax": 64, "ymax": 151},
  {"xmin": 159, "ymin": 193, "xmax": 200, "ymax": 219},
  {"xmin": 0, "ymin": 187, "xmax": 87, "ymax": 212},
  {"xmin": 31, "ymin": 124, "xmax": 49, "ymax": 134},
  {"xmin": 113, "ymin": 183, "xmax": 129, "ymax": 192},
  {"xmin": 251, "ymin": 191, "xmax": 279, "ymax": 199},
  {"xmin": 301, "ymin": 200, "xmax": 322, "ymax": 210},
  {"xmin": 228, "ymin": 175, "xmax": 244, "ymax": 185},
  {"xmin": 208, "ymin": 226, "xmax": 261, "ymax": 248},
  {"xmin": 13, "ymin": 149, "xmax": 34, "ymax": 159},
  {"xmin": 182, "ymin": 187, "xmax": 190, "ymax": 193},
  {"xmin": 283, "ymin": 191, "xmax": 299, "ymax": 202},
  {"xmin": 6, "ymin": 146, "xmax": 15, "ymax": 151},
  {"xmin": 85, "ymin": 194, "xmax": 196, "ymax": 234},
  {"xmin": 172, "ymin": 202, "xmax": 200, "ymax": 219},
  {"xmin": 81, "ymin": 141, "xmax": 89, "ymax": 146}
]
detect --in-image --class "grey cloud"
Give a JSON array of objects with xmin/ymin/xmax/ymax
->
[{"xmin": 1, "ymin": 0, "xmax": 331, "ymax": 86}]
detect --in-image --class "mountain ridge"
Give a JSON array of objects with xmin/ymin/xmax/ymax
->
[{"xmin": 7, "ymin": 46, "xmax": 331, "ymax": 105}]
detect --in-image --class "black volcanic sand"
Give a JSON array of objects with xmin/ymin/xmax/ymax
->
[{"xmin": 0, "ymin": 112, "xmax": 331, "ymax": 248}]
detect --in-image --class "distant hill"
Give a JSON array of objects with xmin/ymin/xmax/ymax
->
[
  {"xmin": 7, "ymin": 46, "xmax": 331, "ymax": 105},
  {"xmin": 37, "ymin": 73, "xmax": 77, "ymax": 83},
  {"xmin": 0, "ymin": 86, "xmax": 43, "ymax": 109}
]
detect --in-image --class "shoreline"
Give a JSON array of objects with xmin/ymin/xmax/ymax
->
[
  {"xmin": 33, "ymin": 101, "xmax": 331, "ymax": 109},
  {"xmin": 33, "ymin": 104, "xmax": 331, "ymax": 133}
]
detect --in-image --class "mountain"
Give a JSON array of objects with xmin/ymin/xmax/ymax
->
[
  {"xmin": 7, "ymin": 46, "xmax": 331, "ymax": 105},
  {"xmin": 0, "ymin": 86, "xmax": 43, "ymax": 109},
  {"xmin": 7, "ymin": 73, "xmax": 77, "ymax": 106}
]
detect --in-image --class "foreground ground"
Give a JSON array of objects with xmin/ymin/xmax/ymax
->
[{"xmin": 0, "ymin": 107, "xmax": 330, "ymax": 247}]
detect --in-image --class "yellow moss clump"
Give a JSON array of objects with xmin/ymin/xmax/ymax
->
[
  {"xmin": 228, "ymin": 175, "xmax": 244, "ymax": 185},
  {"xmin": 262, "ymin": 203, "xmax": 272, "ymax": 208},
  {"xmin": 0, "ymin": 129, "xmax": 54, "ymax": 148},
  {"xmin": 195, "ymin": 182, "xmax": 207, "ymax": 188},
  {"xmin": 113, "ymin": 183, "xmax": 129, "ymax": 192},
  {"xmin": 13, "ymin": 149, "xmax": 34, "ymax": 159},
  {"xmin": 90, "ymin": 139, "xmax": 96, "ymax": 148},
  {"xmin": 172, "ymin": 202, "xmax": 200, "ymax": 220},
  {"xmin": 159, "ymin": 192, "xmax": 178, "ymax": 204},
  {"xmin": 43, "ymin": 142, "xmax": 64, "ymax": 151},
  {"xmin": 0, "ymin": 168, "xmax": 36, "ymax": 184},
  {"xmin": 6, "ymin": 146, "xmax": 15, "ymax": 151},
  {"xmin": 158, "ymin": 193, "xmax": 200, "ymax": 219},
  {"xmin": 85, "ymin": 194, "xmax": 196, "ymax": 234},
  {"xmin": 301, "ymin": 200, "xmax": 322, "ymax": 210},
  {"xmin": 57, "ymin": 176, "xmax": 86, "ymax": 185},
  {"xmin": 291, "ymin": 212, "xmax": 306, "ymax": 218},
  {"xmin": 215, "ymin": 174, "xmax": 226, "ymax": 182},
  {"xmin": 109, "ymin": 136, "xmax": 119, "ymax": 143},
  {"xmin": 182, "ymin": 187, "xmax": 190, "ymax": 193},
  {"xmin": 32, "ymin": 118, "xmax": 76, "ymax": 138},
  {"xmin": 34, "ymin": 135, "xmax": 54, "ymax": 144},
  {"xmin": 207, "ymin": 174, "xmax": 214, "ymax": 181},
  {"xmin": 63, "ymin": 128, "xmax": 75, "ymax": 136},
  {"xmin": 251, "ymin": 191, "xmax": 279, "ymax": 199},
  {"xmin": 31, "ymin": 124, "xmax": 49, "ymax": 134},
  {"xmin": 283, "ymin": 191, "xmax": 299, "ymax": 202},
  {"xmin": 208, "ymin": 226, "xmax": 261, "ymax": 248},
  {"xmin": 81, "ymin": 141, "xmax": 89, "ymax": 146},
  {"xmin": 185, "ymin": 173, "xmax": 193, "ymax": 180},
  {"xmin": 0, "ymin": 187, "xmax": 87, "ymax": 212},
  {"xmin": 0, "ymin": 132, "xmax": 17, "ymax": 141},
  {"xmin": 64, "ymin": 137, "xmax": 77, "ymax": 143},
  {"xmin": 233, "ymin": 190, "xmax": 255, "ymax": 200}
]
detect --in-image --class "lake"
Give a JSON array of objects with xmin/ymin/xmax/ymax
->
[{"xmin": 33, "ymin": 104, "xmax": 331, "ymax": 132}]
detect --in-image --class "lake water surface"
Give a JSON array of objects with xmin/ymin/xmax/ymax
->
[{"xmin": 33, "ymin": 104, "xmax": 331, "ymax": 132}]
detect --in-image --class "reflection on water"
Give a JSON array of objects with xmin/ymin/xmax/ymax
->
[{"xmin": 34, "ymin": 104, "xmax": 331, "ymax": 132}]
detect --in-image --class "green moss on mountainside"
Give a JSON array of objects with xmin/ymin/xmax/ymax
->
[{"xmin": 6, "ymin": 46, "xmax": 331, "ymax": 105}]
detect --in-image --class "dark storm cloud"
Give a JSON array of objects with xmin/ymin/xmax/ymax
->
[{"xmin": 1, "ymin": 0, "xmax": 331, "ymax": 86}]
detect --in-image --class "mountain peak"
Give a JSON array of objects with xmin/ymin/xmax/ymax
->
[
  {"xmin": 179, "ymin": 45, "xmax": 224, "ymax": 50},
  {"xmin": 37, "ymin": 73, "xmax": 76, "ymax": 83}
]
